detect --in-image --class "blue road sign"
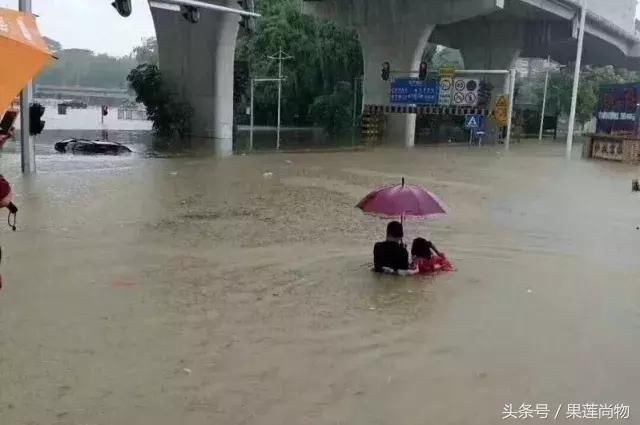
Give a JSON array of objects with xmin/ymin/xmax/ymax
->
[
  {"xmin": 465, "ymin": 115, "xmax": 483, "ymax": 129},
  {"xmin": 390, "ymin": 79, "xmax": 439, "ymax": 105}
]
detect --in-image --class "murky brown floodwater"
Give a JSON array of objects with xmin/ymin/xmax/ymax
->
[{"xmin": 1, "ymin": 141, "xmax": 640, "ymax": 424}]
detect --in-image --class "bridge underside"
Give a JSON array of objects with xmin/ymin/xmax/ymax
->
[
  {"xmin": 148, "ymin": 0, "xmax": 640, "ymax": 153},
  {"xmin": 431, "ymin": 1, "xmax": 640, "ymax": 69},
  {"xmin": 303, "ymin": 0, "xmax": 640, "ymax": 146}
]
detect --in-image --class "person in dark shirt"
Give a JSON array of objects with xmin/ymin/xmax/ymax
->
[{"xmin": 373, "ymin": 221, "xmax": 410, "ymax": 273}]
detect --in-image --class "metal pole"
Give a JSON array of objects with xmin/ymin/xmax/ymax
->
[
  {"xmin": 539, "ymin": 55, "xmax": 550, "ymax": 141},
  {"xmin": 19, "ymin": 0, "xmax": 35, "ymax": 174},
  {"xmin": 250, "ymin": 79, "xmax": 254, "ymax": 151},
  {"xmin": 268, "ymin": 49, "xmax": 292, "ymax": 151},
  {"xmin": 352, "ymin": 77, "xmax": 358, "ymax": 128},
  {"xmin": 276, "ymin": 50, "xmax": 283, "ymax": 150},
  {"xmin": 567, "ymin": 0, "xmax": 587, "ymax": 159},
  {"xmin": 505, "ymin": 68, "xmax": 517, "ymax": 150}
]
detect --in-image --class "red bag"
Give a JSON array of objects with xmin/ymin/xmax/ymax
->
[{"xmin": 416, "ymin": 255, "xmax": 456, "ymax": 275}]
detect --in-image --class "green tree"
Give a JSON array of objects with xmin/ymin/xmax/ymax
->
[
  {"xmin": 38, "ymin": 48, "xmax": 135, "ymax": 88},
  {"xmin": 237, "ymin": 0, "xmax": 363, "ymax": 127},
  {"xmin": 309, "ymin": 81, "xmax": 353, "ymax": 136},
  {"xmin": 133, "ymin": 37, "xmax": 159, "ymax": 65},
  {"xmin": 536, "ymin": 65, "xmax": 640, "ymax": 123},
  {"xmin": 127, "ymin": 64, "xmax": 192, "ymax": 138},
  {"xmin": 44, "ymin": 37, "xmax": 62, "ymax": 53},
  {"xmin": 431, "ymin": 47, "xmax": 464, "ymax": 69},
  {"xmin": 421, "ymin": 44, "xmax": 438, "ymax": 65}
]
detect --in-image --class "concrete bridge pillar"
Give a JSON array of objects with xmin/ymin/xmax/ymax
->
[
  {"xmin": 359, "ymin": 24, "xmax": 434, "ymax": 147},
  {"xmin": 151, "ymin": 2, "xmax": 239, "ymax": 156},
  {"xmin": 460, "ymin": 47, "xmax": 520, "ymax": 94}
]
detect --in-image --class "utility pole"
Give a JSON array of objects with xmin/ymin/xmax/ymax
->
[
  {"xmin": 539, "ymin": 55, "xmax": 551, "ymax": 141},
  {"xmin": 249, "ymin": 77, "xmax": 281, "ymax": 151},
  {"xmin": 505, "ymin": 68, "xmax": 517, "ymax": 150},
  {"xmin": 19, "ymin": 0, "xmax": 35, "ymax": 174},
  {"xmin": 268, "ymin": 48, "xmax": 292, "ymax": 150},
  {"xmin": 566, "ymin": 0, "xmax": 587, "ymax": 159}
]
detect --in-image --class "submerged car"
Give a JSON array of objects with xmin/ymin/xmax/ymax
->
[{"xmin": 54, "ymin": 139, "xmax": 132, "ymax": 155}]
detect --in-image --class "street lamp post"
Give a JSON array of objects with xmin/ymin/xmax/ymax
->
[
  {"xmin": 566, "ymin": 0, "xmax": 587, "ymax": 159},
  {"xmin": 268, "ymin": 48, "xmax": 293, "ymax": 150},
  {"xmin": 538, "ymin": 56, "xmax": 551, "ymax": 141},
  {"xmin": 538, "ymin": 59, "xmax": 567, "ymax": 141}
]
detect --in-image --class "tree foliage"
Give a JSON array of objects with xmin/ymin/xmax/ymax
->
[
  {"xmin": 38, "ymin": 37, "xmax": 155, "ymax": 89},
  {"xmin": 127, "ymin": 64, "xmax": 192, "ymax": 138},
  {"xmin": 527, "ymin": 65, "xmax": 640, "ymax": 123},
  {"xmin": 309, "ymin": 82, "xmax": 353, "ymax": 136},
  {"xmin": 133, "ymin": 37, "xmax": 159, "ymax": 65},
  {"xmin": 44, "ymin": 37, "xmax": 62, "ymax": 53},
  {"xmin": 431, "ymin": 47, "xmax": 464, "ymax": 69},
  {"xmin": 39, "ymin": 45, "xmax": 136, "ymax": 89},
  {"xmin": 236, "ymin": 0, "xmax": 363, "ymax": 127}
]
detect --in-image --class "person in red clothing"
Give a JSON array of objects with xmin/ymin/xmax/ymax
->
[
  {"xmin": 410, "ymin": 237, "xmax": 455, "ymax": 274},
  {"xmin": 0, "ymin": 175, "xmax": 18, "ymax": 291}
]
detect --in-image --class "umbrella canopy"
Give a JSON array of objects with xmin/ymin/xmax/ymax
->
[
  {"xmin": 356, "ymin": 178, "xmax": 448, "ymax": 221},
  {"xmin": 0, "ymin": 8, "xmax": 56, "ymax": 117}
]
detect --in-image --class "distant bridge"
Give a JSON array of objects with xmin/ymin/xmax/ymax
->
[{"xmin": 33, "ymin": 84, "xmax": 135, "ymax": 107}]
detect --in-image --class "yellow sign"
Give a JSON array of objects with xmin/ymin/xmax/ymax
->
[
  {"xmin": 494, "ymin": 95, "xmax": 509, "ymax": 127},
  {"xmin": 439, "ymin": 66, "xmax": 456, "ymax": 78}
]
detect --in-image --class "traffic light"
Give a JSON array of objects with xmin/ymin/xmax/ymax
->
[
  {"xmin": 381, "ymin": 62, "xmax": 390, "ymax": 81},
  {"xmin": 111, "ymin": 0, "xmax": 132, "ymax": 17},
  {"xmin": 102, "ymin": 105, "xmax": 109, "ymax": 117},
  {"xmin": 181, "ymin": 5, "xmax": 200, "ymax": 23},
  {"xmin": 29, "ymin": 103, "xmax": 45, "ymax": 136},
  {"xmin": 238, "ymin": 0, "xmax": 257, "ymax": 33},
  {"xmin": 234, "ymin": 61, "xmax": 250, "ymax": 104},
  {"xmin": 477, "ymin": 80, "xmax": 494, "ymax": 108},
  {"xmin": 418, "ymin": 61, "xmax": 428, "ymax": 80}
]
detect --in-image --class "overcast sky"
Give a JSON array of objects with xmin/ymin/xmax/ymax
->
[
  {"xmin": 0, "ymin": 1, "xmax": 639, "ymax": 57},
  {"xmin": 2, "ymin": 0, "xmax": 155, "ymax": 56}
]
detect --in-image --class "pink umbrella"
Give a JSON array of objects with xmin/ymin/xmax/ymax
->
[{"xmin": 356, "ymin": 178, "xmax": 447, "ymax": 222}]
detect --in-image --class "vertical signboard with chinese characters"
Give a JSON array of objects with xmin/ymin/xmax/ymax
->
[{"xmin": 596, "ymin": 83, "xmax": 640, "ymax": 136}]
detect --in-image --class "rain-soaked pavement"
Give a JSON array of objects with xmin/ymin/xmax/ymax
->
[{"xmin": 1, "ymin": 132, "xmax": 640, "ymax": 424}]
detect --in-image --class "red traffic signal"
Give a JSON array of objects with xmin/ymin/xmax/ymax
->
[
  {"xmin": 181, "ymin": 5, "xmax": 200, "ymax": 23},
  {"xmin": 112, "ymin": 0, "xmax": 132, "ymax": 17},
  {"xmin": 381, "ymin": 62, "xmax": 390, "ymax": 81},
  {"xmin": 29, "ymin": 103, "xmax": 45, "ymax": 136},
  {"xmin": 419, "ymin": 62, "xmax": 428, "ymax": 80}
]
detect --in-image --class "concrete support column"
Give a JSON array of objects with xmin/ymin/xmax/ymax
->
[
  {"xmin": 151, "ymin": 3, "xmax": 240, "ymax": 156},
  {"xmin": 461, "ymin": 47, "xmax": 520, "ymax": 94},
  {"xmin": 359, "ymin": 24, "xmax": 434, "ymax": 147}
]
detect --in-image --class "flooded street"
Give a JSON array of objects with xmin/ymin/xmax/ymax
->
[{"xmin": 1, "ymin": 140, "xmax": 640, "ymax": 424}]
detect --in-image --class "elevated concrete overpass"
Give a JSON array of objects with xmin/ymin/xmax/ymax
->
[
  {"xmin": 304, "ymin": 0, "xmax": 640, "ymax": 146},
  {"xmin": 146, "ymin": 0, "xmax": 640, "ymax": 153}
]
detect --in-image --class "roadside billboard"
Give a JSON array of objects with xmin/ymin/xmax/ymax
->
[{"xmin": 596, "ymin": 83, "xmax": 640, "ymax": 135}]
